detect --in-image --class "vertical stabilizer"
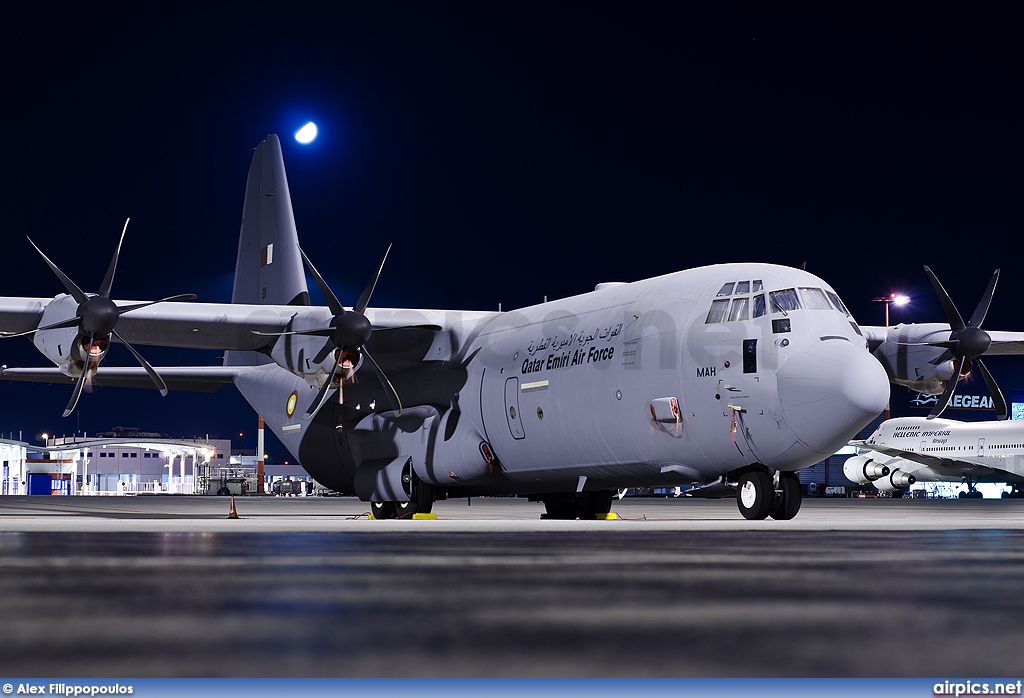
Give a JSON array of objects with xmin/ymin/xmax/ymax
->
[{"xmin": 225, "ymin": 135, "xmax": 309, "ymax": 367}]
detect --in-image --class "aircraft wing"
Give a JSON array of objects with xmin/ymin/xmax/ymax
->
[
  {"xmin": 0, "ymin": 366, "xmax": 239, "ymax": 392},
  {"xmin": 0, "ymin": 296, "xmax": 491, "ymax": 352},
  {"xmin": 981, "ymin": 331, "xmax": 1024, "ymax": 355},
  {"xmin": 849, "ymin": 439, "xmax": 1009, "ymax": 481},
  {"xmin": 859, "ymin": 325, "xmax": 1024, "ymax": 355},
  {"xmin": 850, "ymin": 439, "xmax": 965, "ymax": 471},
  {"xmin": 0, "ymin": 297, "xmax": 50, "ymax": 335}
]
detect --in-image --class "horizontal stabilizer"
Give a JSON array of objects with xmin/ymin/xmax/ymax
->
[{"xmin": 0, "ymin": 366, "xmax": 239, "ymax": 393}]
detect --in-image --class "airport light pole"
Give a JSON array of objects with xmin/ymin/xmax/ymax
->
[
  {"xmin": 872, "ymin": 292, "xmax": 910, "ymax": 419},
  {"xmin": 872, "ymin": 292, "xmax": 910, "ymax": 328}
]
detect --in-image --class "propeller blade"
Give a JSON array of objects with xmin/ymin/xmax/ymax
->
[
  {"xmin": 354, "ymin": 244, "xmax": 392, "ymax": 315},
  {"xmin": 974, "ymin": 358, "xmax": 1008, "ymax": 421},
  {"xmin": 64, "ymin": 337, "xmax": 94, "ymax": 418},
  {"xmin": 967, "ymin": 269, "xmax": 999, "ymax": 329},
  {"xmin": 99, "ymin": 218, "xmax": 129, "ymax": 298},
  {"xmin": 116, "ymin": 294, "xmax": 198, "ymax": 316},
  {"xmin": 313, "ymin": 337, "xmax": 338, "ymax": 365},
  {"xmin": 305, "ymin": 349, "xmax": 343, "ymax": 419},
  {"xmin": 928, "ymin": 356, "xmax": 966, "ymax": 420},
  {"xmin": 27, "ymin": 238, "xmax": 89, "ymax": 304},
  {"xmin": 362, "ymin": 347, "xmax": 402, "ymax": 416},
  {"xmin": 251, "ymin": 328, "xmax": 335, "ymax": 338},
  {"xmin": 0, "ymin": 317, "xmax": 82, "ymax": 338},
  {"xmin": 923, "ymin": 266, "xmax": 966, "ymax": 333},
  {"xmin": 112, "ymin": 329, "xmax": 168, "ymax": 396},
  {"xmin": 299, "ymin": 248, "xmax": 346, "ymax": 317}
]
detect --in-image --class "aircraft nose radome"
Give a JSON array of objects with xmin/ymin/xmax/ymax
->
[{"xmin": 777, "ymin": 340, "xmax": 889, "ymax": 456}]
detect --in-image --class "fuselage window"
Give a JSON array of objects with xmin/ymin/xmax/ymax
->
[
  {"xmin": 769, "ymin": 288, "xmax": 801, "ymax": 313},
  {"xmin": 706, "ymin": 298, "xmax": 730, "ymax": 323},
  {"xmin": 735, "ymin": 281, "xmax": 750, "ymax": 294},
  {"xmin": 826, "ymin": 290, "xmax": 851, "ymax": 316},
  {"xmin": 716, "ymin": 283, "xmax": 735, "ymax": 297},
  {"xmin": 753, "ymin": 294, "xmax": 766, "ymax": 318},
  {"xmin": 753, "ymin": 280, "xmax": 763, "ymax": 292},
  {"xmin": 728, "ymin": 297, "xmax": 749, "ymax": 322},
  {"xmin": 799, "ymin": 287, "xmax": 832, "ymax": 310}
]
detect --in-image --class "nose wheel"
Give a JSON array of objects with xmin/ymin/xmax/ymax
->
[
  {"xmin": 770, "ymin": 472, "xmax": 802, "ymax": 520},
  {"xmin": 737, "ymin": 470, "xmax": 802, "ymax": 520},
  {"xmin": 737, "ymin": 471, "xmax": 773, "ymax": 520}
]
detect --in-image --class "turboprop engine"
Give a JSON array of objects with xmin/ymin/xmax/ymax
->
[
  {"xmin": 843, "ymin": 455, "xmax": 890, "ymax": 484},
  {"xmin": 873, "ymin": 323, "xmax": 960, "ymax": 395}
]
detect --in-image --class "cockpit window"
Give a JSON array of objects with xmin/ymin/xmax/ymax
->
[
  {"xmin": 753, "ymin": 280, "xmax": 763, "ymax": 292},
  {"xmin": 799, "ymin": 287, "xmax": 832, "ymax": 310},
  {"xmin": 728, "ymin": 297, "xmax": 749, "ymax": 322},
  {"xmin": 826, "ymin": 290, "xmax": 851, "ymax": 316},
  {"xmin": 706, "ymin": 298, "xmax": 729, "ymax": 323},
  {"xmin": 716, "ymin": 283, "xmax": 735, "ymax": 297},
  {"xmin": 769, "ymin": 288, "xmax": 801, "ymax": 313},
  {"xmin": 735, "ymin": 281, "xmax": 750, "ymax": 294},
  {"xmin": 753, "ymin": 294, "xmax": 766, "ymax": 318}
]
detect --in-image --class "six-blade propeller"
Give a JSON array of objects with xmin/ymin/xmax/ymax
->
[
  {"xmin": 0, "ymin": 219, "xmax": 196, "ymax": 417},
  {"xmin": 253, "ymin": 245, "xmax": 402, "ymax": 420},
  {"xmin": 918, "ymin": 265, "xmax": 1006, "ymax": 420}
]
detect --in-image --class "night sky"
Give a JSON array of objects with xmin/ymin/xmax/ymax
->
[{"xmin": 1, "ymin": 3, "xmax": 1022, "ymax": 454}]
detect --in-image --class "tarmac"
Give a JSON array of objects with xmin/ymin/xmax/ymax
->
[{"xmin": 0, "ymin": 495, "xmax": 1022, "ymax": 677}]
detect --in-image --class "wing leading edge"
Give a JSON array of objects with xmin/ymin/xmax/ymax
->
[{"xmin": 0, "ymin": 366, "xmax": 239, "ymax": 393}]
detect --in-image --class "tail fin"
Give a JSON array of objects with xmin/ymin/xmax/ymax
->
[{"xmin": 225, "ymin": 134, "xmax": 309, "ymax": 367}]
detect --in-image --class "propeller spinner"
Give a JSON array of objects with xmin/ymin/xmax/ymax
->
[{"xmin": 1, "ymin": 219, "xmax": 196, "ymax": 417}]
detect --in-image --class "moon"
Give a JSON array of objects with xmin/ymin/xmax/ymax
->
[{"xmin": 295, "ymin": 122, "xmax": 318, "ymax": 144}]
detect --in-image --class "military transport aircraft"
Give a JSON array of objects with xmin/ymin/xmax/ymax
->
[
  {"xmin": 0, "ymin": 135, "xmax": 1020, "ymax": 520},
  {"xmin": 847, "ymin": 416, "xmax": 1024, "ymax": 498}
]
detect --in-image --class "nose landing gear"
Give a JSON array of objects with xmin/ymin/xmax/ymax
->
[{"xmin": 736, "ymin": 469, "xmax": 802, "ymax": 520}]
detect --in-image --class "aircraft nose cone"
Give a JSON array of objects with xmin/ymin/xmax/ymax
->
[{"xmin": 777, "ymin": 340, "xmax": 889, "ymax": 456}]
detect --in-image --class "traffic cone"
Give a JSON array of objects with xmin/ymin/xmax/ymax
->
[{"xmin": 227, "ymin": 495, "xmax": 239, "ymax": 519}]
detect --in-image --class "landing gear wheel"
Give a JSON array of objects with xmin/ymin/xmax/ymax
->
[
  {"xmin": 577, "ymin": 490, "xmax": 615, "ymax": 520},
  {"xmin": 370, "ymin": 501, "xmax": 397, "ymax": 519},
  {"xmin": 541, "ymin": 499, "xmax": 577, "ymax": 520},
  {"xmin": 394, "ymin": 501, "xmax": 417, "ymax": 518},
  {"xmin": 737, "ymin": 471, "xmax": 773, "ymax": 520},
  {"xmin": 769, "ymin": 472, "xmax": 802, "ymax": 520},
  {"xmin": 414, "ymin": 483, "xmax": 435, "ymax": 515}
]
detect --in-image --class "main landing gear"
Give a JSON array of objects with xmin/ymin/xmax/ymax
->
[
  {"xmin": 736, "ymin": 469, "xmax": 801, "ymax": 520},
  {"xmin": 958, "ymin": 479, "xmax": 984, "ymax": 499},
  {"xmin": 370, "ymin": 483, "xmax": 437, "ymax": 519},
  {"xmin": 1001, "ymin": 484, "xmax": 1024, "ymax": 499}
]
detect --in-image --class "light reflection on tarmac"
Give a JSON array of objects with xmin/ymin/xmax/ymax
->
[{"xmin": 0, "ymin": 496, "xmax": 1022, "ymax": 677}]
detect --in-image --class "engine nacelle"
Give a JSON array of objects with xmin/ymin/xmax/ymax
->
[
  {"xmin": 872, "ymin": 323, "xmax": 960, "ymax": 394},
  {"xmin": 872, "ymin": 470, "xmax": 916, "ymax": 492},
  {"xmin": 843, "ymin": 455, "xmax": 890, "ymax": 484}
]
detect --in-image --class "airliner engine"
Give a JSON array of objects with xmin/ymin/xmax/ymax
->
[
  {"xmin": 843, "ymin": 455, "xmax": 890, "ymax": 484},
  {"xmin": 872, "ymin": 469, "xmax": 916, "ymax": 492}
]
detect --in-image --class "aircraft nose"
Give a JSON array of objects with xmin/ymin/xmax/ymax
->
[{"xmin": 776, "ymin": 339, "xmax": 889, "ymax": 456}]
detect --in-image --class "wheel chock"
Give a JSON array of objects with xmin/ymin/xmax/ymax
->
[
  {"xmin": 595, "ymin": 512, "xmax": 618, "ymax": 520},
  {"xmin": 227, "ymin": 496, "xmax": 239, "ymax": 519},
  {"xmin": 412, "ymin": 513, "xmax": 437, "ymax": 520}
]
